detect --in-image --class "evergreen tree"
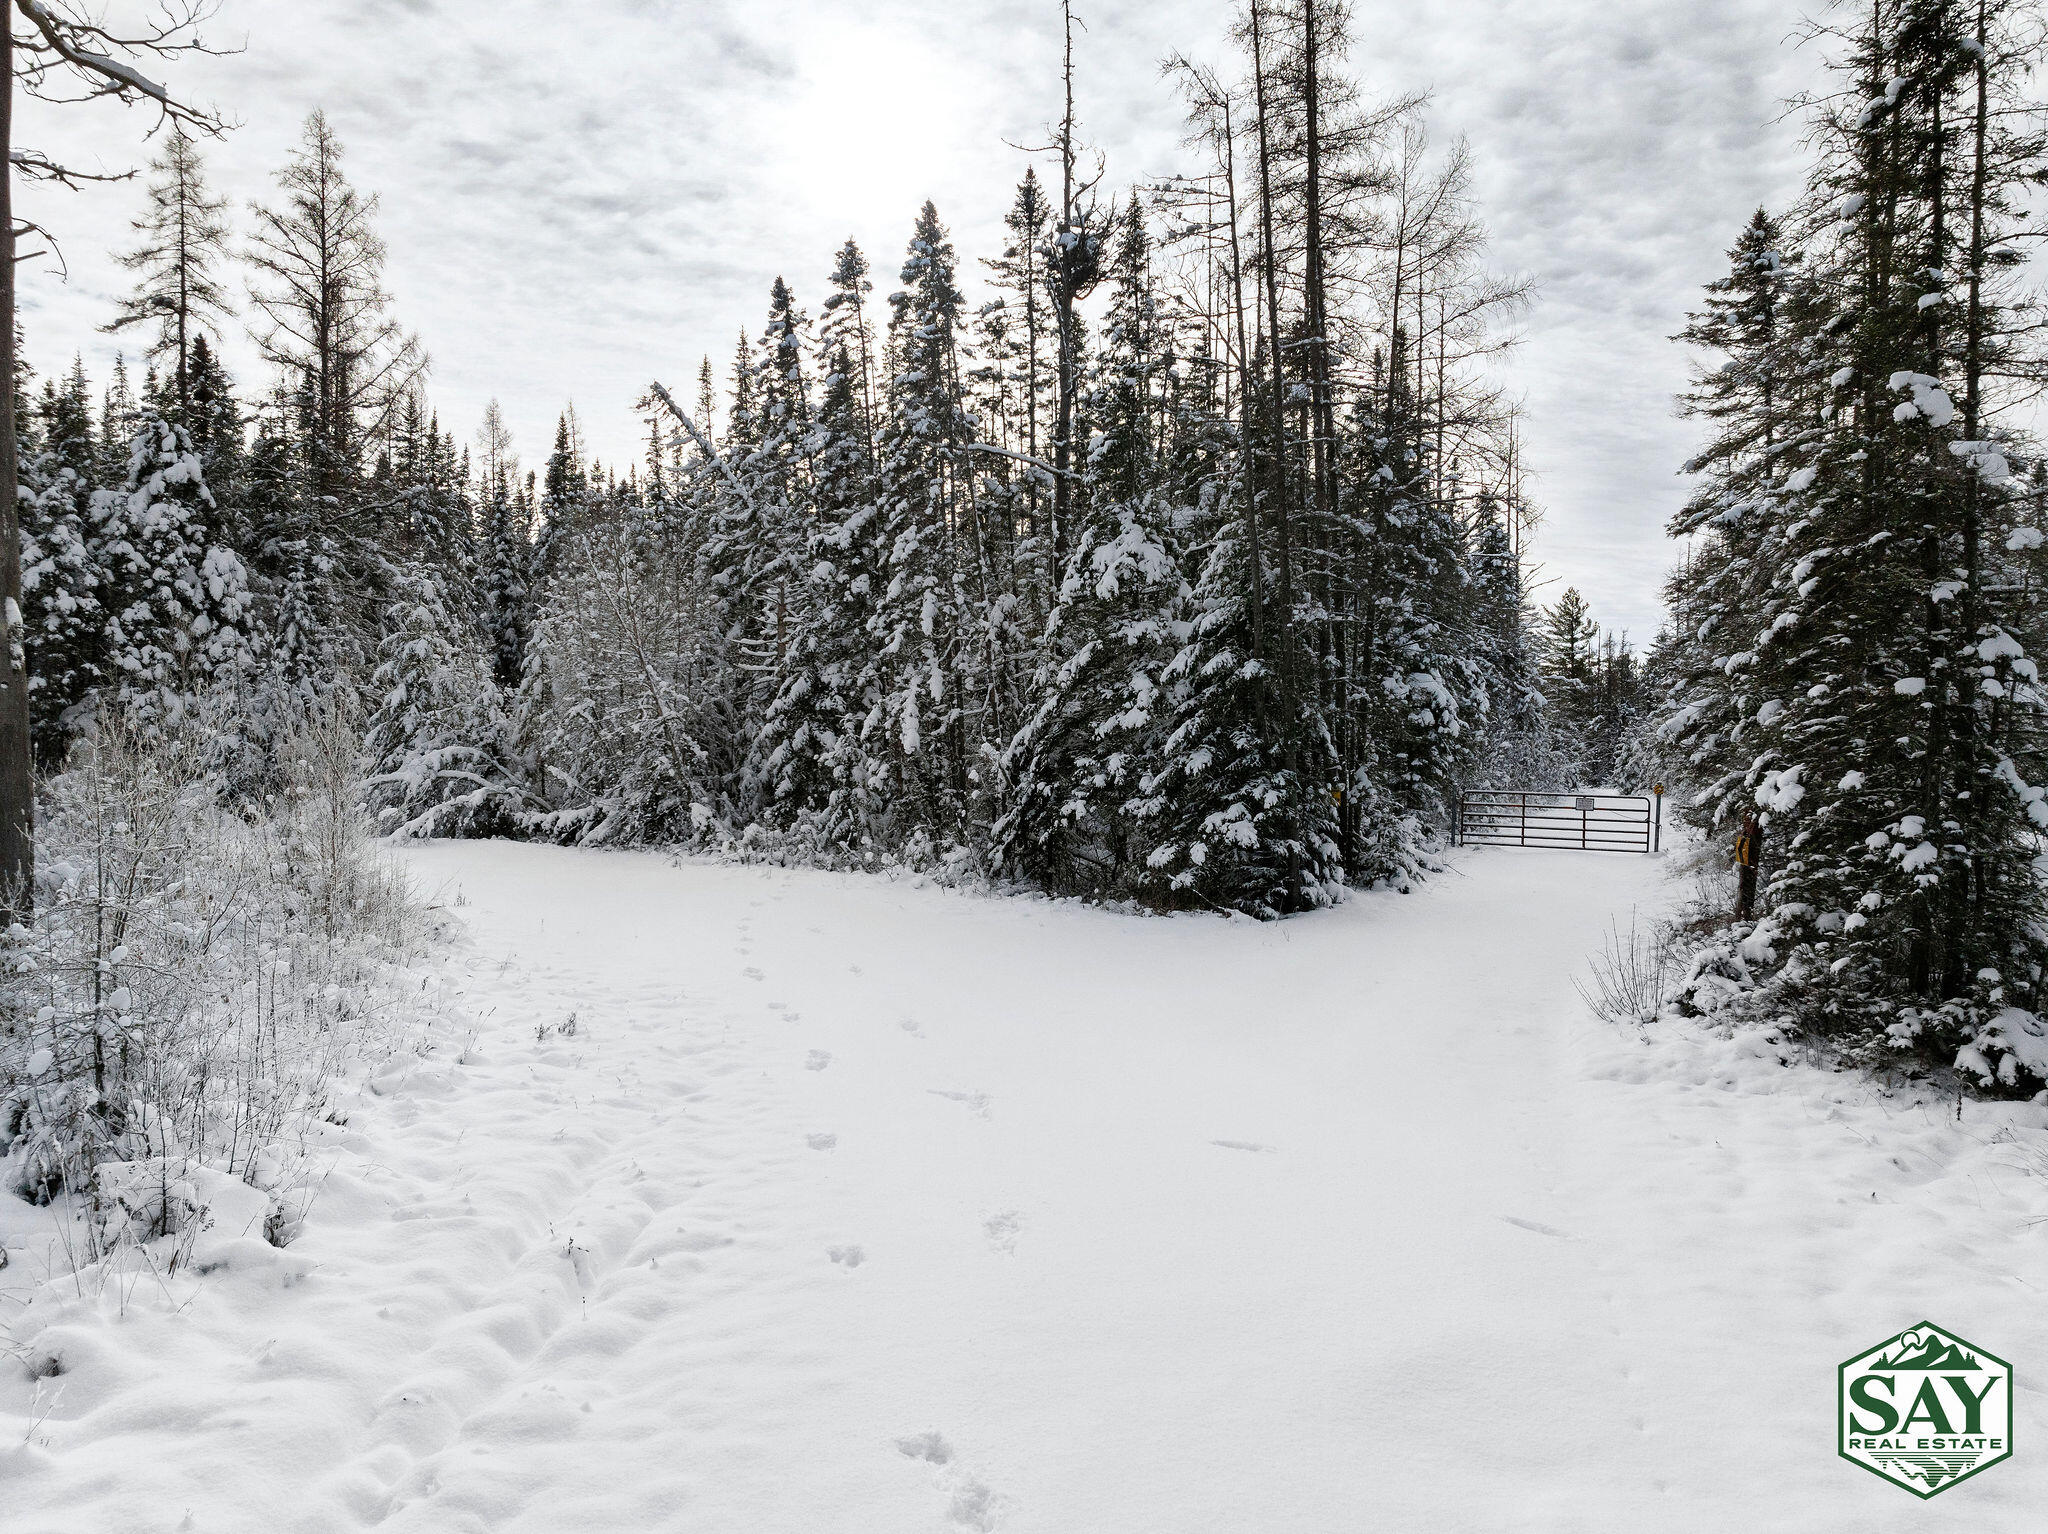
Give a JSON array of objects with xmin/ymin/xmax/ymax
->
[
  {"xmin": 475, "ymin": 401, "xmax": 532, "ymax": 690},
  {"xmin": 1661, "ymin": 210, "xmax": 1804, "ymax": 823},
  {"xmin": 91, "ymin": 418, "xmax": 252, "ymax": 734},
  {"xmin": 97, "ymin": 356, "xmax": 137, "ymax": 487},
  {"xmin": 1539, "ymin": 587, "xmax": 1599, "ymax": 734},
  {"xmin": 180, "ymin": 335, "xmax": 245, "ymax": 509},
  {"xmin": 17, "ymin": 436, "xmax": 102, "ymax": 765},
  {"xmin": 1468, "ymin": 490, "xmax": 1561, "ymax": 788},
  {"xmin": 363, "ymin": 567, "xmax": 518, "ymax": 837},
  {"xmin": 101, "ymin": 131, "xmax": 234, "ymax": 419},
  {"xmin": 748, "ymin": 239, "xmax": 891, "ymax": 848},
  {"xmin": 868, "ymin": 202, "xmax": 983, "ymax": 847},
  {"xmin": 997, "ymin": 199, "xmax": 1181, "ymax": 893},
  {"xmin": 1664, "ymin": 0, "xmax": 2048, "ymax": 1085}
]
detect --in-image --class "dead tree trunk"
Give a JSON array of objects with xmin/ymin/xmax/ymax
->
[{"xmin": 0, "ymin": 24, "xmax": 33, "ymax": 915}]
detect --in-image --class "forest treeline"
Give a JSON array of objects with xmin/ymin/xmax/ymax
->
[
  {"xmin": 19, "ymin": 1, "xmax": 1643, "ymax": 924},
  {"xmin": 18, "ymin": 0, "xmax": 2048, "ymax": 1105}
]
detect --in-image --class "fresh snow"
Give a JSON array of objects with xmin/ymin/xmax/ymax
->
[{"xmin": 4, "ymin": 840, "xmax": 2046, "ymax": 1530}]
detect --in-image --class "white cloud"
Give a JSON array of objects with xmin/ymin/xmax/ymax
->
[{"xmin": 16, "ymin": 0, "xmax": 1816, "ymax": 640}]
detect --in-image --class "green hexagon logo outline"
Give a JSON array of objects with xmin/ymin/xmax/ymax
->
[{"xmin": 1838, "ymin": 1321, "xmax": 2013, "ymax": 1498}]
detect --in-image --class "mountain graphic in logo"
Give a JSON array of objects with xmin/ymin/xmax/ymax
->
[{"xmin": 1870, "ymin": 1333, "xmax": 1984, "ymax": 1372}]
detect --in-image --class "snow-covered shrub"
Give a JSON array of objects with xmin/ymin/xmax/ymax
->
[
  {"xmin": 363, "ymin": 569, "xmax": 527, "ymax": 838},
  {"xmin": 513, "ymin": 508, "xmax": 743, "ymax": 847},
  {"xmin": 0, "ymin": 710, "xmax": 439, "ymax": 1271}
]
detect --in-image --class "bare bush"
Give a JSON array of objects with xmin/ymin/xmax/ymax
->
[
  {"xmin": 1576, "ymin": 908, "xmax": 1673, "ymax": 1027},
  {"xmin": 0, "ymin": 704, "xmax": 436, "ymax": 1275}
]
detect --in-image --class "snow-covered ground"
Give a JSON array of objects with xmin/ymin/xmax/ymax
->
[{"xmin": 4, "ymin": 839, "xmax": 2046, "ymax": 1531}]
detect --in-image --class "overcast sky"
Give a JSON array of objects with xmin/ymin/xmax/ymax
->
[{"xmin": 17, "ymin": 0, "xmax": 1822, "ymax": 640}]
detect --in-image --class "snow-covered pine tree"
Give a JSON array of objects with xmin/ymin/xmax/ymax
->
[
  {"xmin": 97, "ymin": 356, "xmax": 138, "ymax": 488},
  {"xmin": 996, "ymin": 199, "xmax": 1183, "ymax": 895},
  {"xmin": 1127, "ymin": 459, "xmax": 1342, "ymax": 917},
  {"xmin": 690, "ymin": 291, "xmax": 815, "ymax": 786},
  {"xmin": 363, "ymin": 566, "xmax": 519, "ymax": 837},
  {"xmin": 18, "ymin": 467, "xmax": 101, "ymax": 767},
  {"xmin": 1666, "ymin": 0, "xmax": 2048, "ymax": 1085},
  {"xmin": 534, "ymin": 407, "xmax": 589, "ymax": 586},
  {"xmin": 1468, "ymin": 490, "xmax": 1562, "ymax": 788},
  {"xmin": 820, "ymin": 241, "xmax": 879, "ymax": 450},
  {"xmin": 1339, "ymin": 332, "xmax": 1479, "ymax": 882},
  {"xmin": 475, "ymin": 401, "xmax": 534, "ymax": 691},
  {"xmin": 867, "ymin": 203, "xmax": 987, "ymax": 856},
  {"xmin": 749, "ymin": 332, "xmax": 889, "ymax": 854},
  {"xmin": 239, "ymin": 418, "xmax": 340, "ymax": 702},
  {"xmin": 91, "ymin": 418, "xmax": 251, "ymax": 735},
  {"xmin": 1662, "ymin": 209, "xmax": 1804, "ymax": 825},
  {"xmin": 18, "ymin": 362, "xmax": 105, "ymax": 763},
  {"xmin": 384, "ymin": 393, "xmax": 473, "ymax": 587},
  {"xmin": 983, "ymin": 172, "xmax": 1058, "ymax": 599},
  {"xmin": 1538, "ymin": 586, "xmax": 1599, "ymax": 774}
]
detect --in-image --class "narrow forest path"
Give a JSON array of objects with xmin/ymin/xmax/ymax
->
[{"xmin": 6, "ymin": 840, "xmax": 2046, "ymax": 1532}]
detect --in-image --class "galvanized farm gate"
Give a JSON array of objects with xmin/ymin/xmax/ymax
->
[{"xmin": 1453, "ymin": 789, "xmax": 1663, "ymax": 854}]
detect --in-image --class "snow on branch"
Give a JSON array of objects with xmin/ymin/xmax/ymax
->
[
  {"xmin": 963, "ymin": 441, "xmax": 1074, "ymax": 479},
  {"xmin": 9, "ymin": 145, "xmax": 133, "ymax": 188},
  {"xmin": 645, "ymin": 380, "xmax": 758, "ymax": 513},
  {"xmin": 11, "ymin": 0, "xmax": 231, "ymax": 136}
]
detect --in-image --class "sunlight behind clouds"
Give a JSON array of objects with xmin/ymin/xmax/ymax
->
[{"xmin": 13, "ymin": 0, "xmax": 1819, "ymax": 637}]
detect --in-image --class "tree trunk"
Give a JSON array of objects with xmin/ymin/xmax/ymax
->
[
  {"xmin": 1247, "ymin": 0, "xmax": 1303, "ymax": 907},
  {"xmin": 1219, "ymin": 95, "xmax": 1264, "ymax": 667},
  {"xmin": 0, "ymin": 21, "xmax": 33, "ymax": 915},
  {"xmin": 1051, "ymin": 0, "xmax": 1080, "ymax": 577}
]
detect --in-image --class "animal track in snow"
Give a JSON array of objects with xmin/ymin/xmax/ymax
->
[
  {"xmin": 896, "ymin": 1431, "xmax": 953, "ymax": 1464},
  {"xmin": 828, "ymin": 1244, "xmax": 865, "ymax": 1268},
  {"xmin": 807, "ymin": 1133, "xmax": 838, "ymax": 1151},
  {"xmin": 1500, "ymin": 1215, "xmax": 1577, "ymax": 1240},
  {"xmin": 1210, "ymin": 1139, "xmax": 1274, "ymax": 1154},
  {"xmin": 896, "ymin": 1433, "xmax": 1008, "ymax": 1531},
  {"xmin": 948, "ymin": 1479, "xmax": 1003, "ymax": 1531},
  {"xmin": 899, "ymin": 1018, "xmax": 924, "ymax": 1037},
  {"xmin": 929, "ymin": 1089, "xmax": 992, "ymax": 1118},
  {"xmin": 742, "ymin": 966, "xmax": 765, "ymax": 982},
  {"xmin": 805, "ymin": 1050, "xmax": 832, "ymax": 1071},
  {"xmin": 983, "ymin": 1210, "xmax": 1022, "ymax": 1253}
]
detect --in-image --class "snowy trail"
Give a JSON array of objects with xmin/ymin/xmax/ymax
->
[{"xmin": 7, "ymin": 839, "xmax": 2048, "ymax": 1531}]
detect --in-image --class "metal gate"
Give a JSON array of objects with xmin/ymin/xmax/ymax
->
[{"xmin": 1454, "ymin": 790, "xmax": 1660, "ymax": 854}]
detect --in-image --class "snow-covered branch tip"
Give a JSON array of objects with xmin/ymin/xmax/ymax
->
[
  {"xmin": 10, "ymin": 146, "xmax": 135, "ymax": 188},
  {"xmin": 11, "ymin": 0, "xmax": 232, "ymax": 135}
]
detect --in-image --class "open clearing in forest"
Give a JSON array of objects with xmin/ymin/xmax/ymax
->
[{"xmin": 5, "ymin": 840, "xmax": 2046, "ymax": 1532}]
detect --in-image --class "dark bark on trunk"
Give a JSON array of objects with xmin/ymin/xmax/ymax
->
[
  {"xmin": 1052, "ymin": 2, "xmax": 1080, "ymax": 578},
  {"xmin": 0, "ymin": 21, "xmax": 32, "ymax": 916},
  {"xmin": 1247, "ymin": 0, "xmax": 1303, "ymax": 906}
]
